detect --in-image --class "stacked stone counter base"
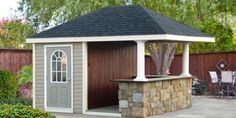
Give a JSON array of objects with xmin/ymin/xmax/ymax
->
[{"xmin": 117, "ymin": 76, "xmax": 192, "ymax": 118}]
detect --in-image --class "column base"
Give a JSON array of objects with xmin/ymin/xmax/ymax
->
[
  {"xmin": 180, "ymin": 73, "xmax": 192, "ymax": 77},
  {"xmin": 134, "ymin": 76, "xmax": 148, "ymax": 81}
]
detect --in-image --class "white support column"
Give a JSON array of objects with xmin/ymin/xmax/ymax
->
[
  {"xmin": 134, "ymin": 40, "xmax": 148, "ymax": 81},
  {"xmin": 181, "ymin": 42, "xmax": 191, "ymax": 76}
]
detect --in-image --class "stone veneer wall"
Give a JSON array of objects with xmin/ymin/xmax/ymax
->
[{"xmin": 118, "ymin": 77, "xmax": 192, "ymax": 118}]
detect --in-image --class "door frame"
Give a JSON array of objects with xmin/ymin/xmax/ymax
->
[{"xmin": 44, "ymin": 44, "xmax": 73, "ymax": 113}]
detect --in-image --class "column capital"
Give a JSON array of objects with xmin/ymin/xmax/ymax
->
[
  {"xmin": 135, "ymin": 40, "xmax": 146, "ymax": 43},
  {"xmin": 180, "ymin": 73, "xmax": 192, "ymax": 77},
  {"xmin": 183, "ymin": 42, "xmax": 190, "ymax": 44}
]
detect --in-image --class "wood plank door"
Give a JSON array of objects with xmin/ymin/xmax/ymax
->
[{"xmin": 88, "ymin": 42, "xmax": 136, "ymax": 109}]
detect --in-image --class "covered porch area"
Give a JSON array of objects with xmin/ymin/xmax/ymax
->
[{"xmin": 85, "ymin": 40, "xmax": 210, "ymax": 117}]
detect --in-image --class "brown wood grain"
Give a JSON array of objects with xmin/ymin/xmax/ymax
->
[
  {"xmin": 87, "ymin": 42, "xmax": 136, "ymax": 109},
  {"xmin": 0, "ymin": 49, "xmax": 32, "ymax": 74}
]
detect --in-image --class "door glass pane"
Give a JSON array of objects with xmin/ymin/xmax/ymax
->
[
  {"xmin": 62, "ymin": 72, "xmax": 66, "ymax": 82},
  {"xmin": 62, "ymin": 53, "xmax": 66, "ymax": 59},
  {"xmin": 59, "ymin": 51, "xmax": 62, "ymax": 58},
  {"xmin": 55, "ymin": 51, "xmax": 59, "ymax": 58},
  {"xmin": 52, "ymin": 72, "xmax": 56, "ymax": 82},
  {"xmin": 52, "ymin": 55, "xmax": 57, "ymax": 60},
  {"xmin": 51, "ymin": 50, "xmax": 68, "ymax": 83},
  {"xmin": 62, "ymin": 54, "xmax": 66, "ymax": 71},
  {"xmin": 52, "ymin": 62, "xmax": 56, "ymax": 71},
  {"xmin": 57, "ymin": 72, "xmax": 61, "ymax": 81},
  {"xmin": 57, "ymin": 57, "xmax": 61, "ymax": 61},
  {"xmin": 57, "ymin": 62, "xmax": 61, "ymax": 71},
  {"xmin": 62, "ymin": 63, "xmax": 66, "ymax": 71}
]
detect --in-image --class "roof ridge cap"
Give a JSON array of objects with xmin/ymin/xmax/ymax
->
[{"xmin": 140, "ymin": 6, "xmax": 166, "ymax": 34}]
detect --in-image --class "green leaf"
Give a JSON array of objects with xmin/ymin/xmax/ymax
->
[{"xmin": 18, "ymin": 65, "xmax": 32, "ymax": 85}]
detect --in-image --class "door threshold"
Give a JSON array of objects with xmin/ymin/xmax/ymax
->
[
  {"xmin": 85, "ymin": 111, "xmax": 121, "ymax": 117},
  {"xmin": 46, "ymin": 107, "xmax": 73, "ymax": 113}
]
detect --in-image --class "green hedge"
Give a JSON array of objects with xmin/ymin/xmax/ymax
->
[
  {"xmin": 0, "ymin": 104, "xmax": 54, "ymax": 118},
  {"xmin": 0, "ymin": 97, "xmax": 32, "ymax": 106},
  {"xmin": 0, "ymin": 70, "xmax": 17, "ymax": 100}
]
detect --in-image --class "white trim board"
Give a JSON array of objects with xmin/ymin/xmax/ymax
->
[
  {"xmin": 32, "ymin": 43, "xmax": 36, "ymax": 108},
  {"xmin": 44, "ymin": 44, "xmax": 73, "ymax": 113},
  {"xmin": 82, "ymin": 42, "xmax": 88, "ymax": 114},
  {"xmin": 27, "ymin": 34, "xmax": 215, "ymax": 43}
]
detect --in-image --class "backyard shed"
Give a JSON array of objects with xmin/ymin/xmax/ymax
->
[{"xmin": 27, "ymin": 5, "xmax": 214, "ymax": 116}]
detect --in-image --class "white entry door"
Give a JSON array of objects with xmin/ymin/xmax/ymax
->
[{"xmin": 45, "ymin": 45, "xmax": 72, "ymax": 112}]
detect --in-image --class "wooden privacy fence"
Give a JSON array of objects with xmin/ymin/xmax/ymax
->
[
  {"xmin": 1, "ymin": 48, "xmax": 236, "ymax": 86},
  {"xmin": 146, "ymin": 51, "xmax": 236, "ymax": 87},
  {"xmin": 0, "ymin": 49, "xmax": 32, "ymax": 74}
]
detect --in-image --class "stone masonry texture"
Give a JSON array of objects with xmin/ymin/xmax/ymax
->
[{"xmin": 118, "ymin": 77, "xmax": 192, "ymax": 118}]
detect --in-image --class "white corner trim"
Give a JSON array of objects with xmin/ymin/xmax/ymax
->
[
  {"xmin": 44, "ymin": 45, "xmax": 46, "ymax": 110},
  {"xmin": 26, "ymin": 34, "xmax": 215, "ymax": 43},
  {"xmin": 44, "ymin": 44, "xmax": 73, "ymax": 113},
  {"xmin": 32, "ymin": 43, "xmax": 36, "ymax": 109},
  {"xmin": 71, "ymin": 44, "xmax": 74, "ymax": 113},
  {"xmin": 82, "ymin": 42, "xmax": 88, "ymax": 114}
]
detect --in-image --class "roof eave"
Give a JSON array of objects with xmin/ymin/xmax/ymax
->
[{"xmin": 26, "ymin": 34, "xmax": 215, "ymax": 43}]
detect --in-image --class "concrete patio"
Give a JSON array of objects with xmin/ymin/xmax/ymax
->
[{"xmin": 54, "ymin": 96, "xmax": 236, "ymax": 118}]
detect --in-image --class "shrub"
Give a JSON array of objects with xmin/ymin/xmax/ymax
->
[
  {"xmin": 18, "ymin": 65, "xmax": 32, "ymax": 85},
  {"xmin": 0, "ymin": 70, "xmax": 17, "ymax": 100},
  {"xmin": 0, "ymin": 97, "xmax": 32, "ymax": 106},
  {"xmin": 18, "ymin": 83, "xmax": 32, "ymax": 99},
  {"xmin": 193, "ymin": 80, "xmax": 208, "ymax": 95},
  {"xmin": 0, "ymin": 104, "xmax": 54, "ymax": 118}
]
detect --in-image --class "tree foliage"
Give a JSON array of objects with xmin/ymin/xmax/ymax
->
[
  {"xmin": 136, "ymin": 0, "xmax": 236, "ymax": 53},
  {"xmin": 18, "ymin": 0, "xmax": 236, "ymax": 74},
  {"xmin": 18, "ymin": 0, "xmax": 236, "ymax": 52},
  {"xmin": 0, "ymin": 19, "xmax": 35, "ymax": 48},
  {"xmin": 190, "ymin": 19, "xmax": 235, "ymax": 53},
  {"xmin": 18, "ymin": 0, "xmax": 125, "ymax": 29}
]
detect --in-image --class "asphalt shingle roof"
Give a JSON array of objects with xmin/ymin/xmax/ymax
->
[{"xmin": 30, "ymin": 5, "xmax": 211, "ymax": 38}]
